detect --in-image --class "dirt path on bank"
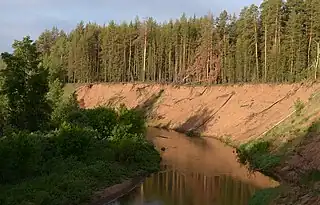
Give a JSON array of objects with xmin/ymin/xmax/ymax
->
[{"xmin": 75, "ymin": 82, "xmax": 320, "ymax": 143}]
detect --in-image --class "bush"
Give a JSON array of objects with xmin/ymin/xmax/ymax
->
[
  {"xmin": 294, "ymin": 98, "xmax": 305, "ymax": 117},
  {"xmin": 82, "ymin": 107, "xmax": 118, "ymax": 139},
  {"xmin": 0, "ymin": 101, "xmax": 161, "ymax": 205},
  {"xmin": 0, "ymin": 95, "xmax": 8, "ymax": 136},
  {"xmin": 54, "ymin": 123, "xmax": 99, "ymax": 159},
  {"xmin": 248, "ymin": 187, "xmax": 280, "ymax": 205},
  {"xmin": 51, "ymin": 92, "xmax": 80, "ymax": 127},
  {"xmin": 0, "ymin": 132, "xmax": 45, "ymax": 183},
  {"xmin": 46, "ymin": 78, "xmax": 63, "ymax": 109},
  {"xmin": 118, "ymin": 104, "xmax": 146, "ymax": 135},
  {"xmin": 236, "ymin": 140, "xmax": 280, "ymax": 174},
  {"xmin": 111, "ymin": 136, "xmax": 160, "ymax": 172}
]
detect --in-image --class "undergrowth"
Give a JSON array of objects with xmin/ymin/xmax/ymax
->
[
  {"xmin": 236, "ymin": 140, "xmax": 281, "ymax": 176},
  {"xmin": 0, "ymin": 99, "xmax": 160, "ymax": 205},
  {"xmin": 237, "ymin": 91, "xmax": 320, "ymax": 205},
  {"xmin": 248, "ymin": 187, "xmax": 281, "ymax": 205}
]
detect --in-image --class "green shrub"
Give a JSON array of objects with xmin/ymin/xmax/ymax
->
[
  {"xmin": 46, "ymin": 78, "xmax": 63, "ymax": 109},
  {"xmin": 118, "ymin": 104, "xmax": 146, "ymax": 135},
  {"xmin": 111, "ymin": 136, "xmax": 160, "ymax": 172},
  {"xmin": 0, "ymin": 101, "xmax": 161, "ymax": 205},
  {"xmin": 248, "ymin": 187, "xmax": 280, "ymax": 205},
  {"xmin": 294, "ymin": 98, "xmax": 305, "ymax": 117},
  {"xmin": 110, "ymin": 124, "xmax": 141, "ymax": 141},
  {"xmin": 51, "ymin": 93, "xmax": 80, "ymax": 127},
  {"xmin": 83, "ymin": 107, "xmax": 118, "ymax": 138},
  {"xmin": 307, "ymin": 120, "xmax": 320, "ymax": 134},
  {"xmin": 54, "ymin": 123, "xmax": 99, "ymax": 159},
  {"xmin": 65, "ymin": 107, "xmax": 118, "ymax": 139},
  {"xmin": 0, "ymin": 132, "xmax": 45, "ymax": 183},
  {"xmin": 236, "ymin": 140, "xmax": 280, "ymax": 174}
]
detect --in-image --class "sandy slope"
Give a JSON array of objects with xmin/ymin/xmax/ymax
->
[{"xmin": 76, "ymin": 82, "xmax": 320, "ymax": 143}]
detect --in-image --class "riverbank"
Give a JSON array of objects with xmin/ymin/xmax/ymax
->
[
  {"xmin": 91, "ymin": 176, "xmax": 146, "ymax": 205},
  {"xmin": 101, "ymin": 127, "xmax": 278, "ymax": 205},
  {"xmin": 71, "ymin": 82, "xmax": 320, "ymax": 204},
  {"xmin": 72, "ymin": 82, "xmax": 320, "ymax": 144},
  {"xmin": 237, "ymin": 92, "xmax": 320, "ymax": 204}
]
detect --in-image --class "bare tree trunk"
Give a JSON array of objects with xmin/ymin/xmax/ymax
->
[
  {"xmin": 315, "ymin": 41, "xmax": 320, "ymax": 80},
  {"xmin": 291, "ymin": 37, "xmax": 294, "ymax": 76},
  {"xmin": 169, "ymin": 49, "xmax": 172, "ymax": 82},
  {"xmin": 308, "ymin": 22, "xmax": 313, "ymax": 69},
  {"xmin": 128, "ymin": 39, "xmax": 133, "ymax": 81},
  {"xmin": 123, "ymin": 42, "xmax": 126, "ymax": 81},
  {"xmin": 254, "ymin": 22, "xmax": 259, "ymax": 80},
  {"xmin": 264, "ymin": 24, "xmax": 268, "ymax": 82},
  {"xmin": 183, "ymin": 38, "xmax": 186, "ymax": 74},
  {"xmin": 174, "ymin": 45, "xmax": 178, "ymax": 83},
  {"xmin": 142, "ymin": 27, "xmax": 147, "ymax": 82}
]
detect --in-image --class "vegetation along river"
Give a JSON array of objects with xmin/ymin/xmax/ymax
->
[{"xmin": 108, "ymin": 128, "xmax": 278, "ymax": 205}]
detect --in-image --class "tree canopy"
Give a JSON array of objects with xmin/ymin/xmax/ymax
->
[
  {"xmin": 4, "ymin": 0, "xmax": 320, "ymax": 85},
  {"xmin": 0, "ymin": 36, "xmax": 51, "ymax": 131}
]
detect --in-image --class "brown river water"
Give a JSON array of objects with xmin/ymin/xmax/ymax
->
[{"xmin": 109, "ymin": 128, "xmax": 278, "ymax": 205}]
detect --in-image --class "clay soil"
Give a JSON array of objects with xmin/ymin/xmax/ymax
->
[
  {"xmin": 273, "ymin": 133, "xmax": 320, "ymax": 205},
  {"xmin": 76, "ymin": 82, "xmax": 320, "ymax": 143}
]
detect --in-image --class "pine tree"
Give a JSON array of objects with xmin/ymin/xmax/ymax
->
[
  {"xmin": 283, "ymin": 0, "xmax": 307, "ymax": 81},
  {"xmin": 30, "ymin": 1, "xmax": 320, "ymax": 86},
  {"xmin": 306, "ymin": 0, "xmax": 320, "ymax": 80},
  {"xmin": 260, "ymin": 0, "xmax": 283, "ymax": 82}
]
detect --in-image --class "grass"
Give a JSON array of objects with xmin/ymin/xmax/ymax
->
[
  {"xmin": 248, "ymin": 187, "xmax": 281, "ymax": 205},
  {"xmin": 236, "ymin": 140, "xmax": 281, "ymax": 177},
  {"xmin": 236, "ymin": 90, "xmax": 320, "ymax": 205}
]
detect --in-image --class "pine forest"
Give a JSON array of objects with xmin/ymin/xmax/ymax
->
[{"xmin": 8, "ymin": 0, "xmax": 320, "ymax": 85}]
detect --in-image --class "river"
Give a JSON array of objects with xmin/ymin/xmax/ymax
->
[{"xmin": 109, "ymin": 128, "xmax": 278, "ymax": 205}]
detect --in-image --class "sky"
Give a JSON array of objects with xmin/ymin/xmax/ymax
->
[{"xmin": 0, "ymin": 0, "xmax": 262, "ymax": 52}]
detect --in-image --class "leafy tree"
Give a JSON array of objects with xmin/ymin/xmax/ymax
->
[
  {"xmin": 0, "ymin": 58, "xmax": 5, "ymax": 70},
  {"xmin": 47, "ymin": 78, "xmax": 63, "ymax": 109},
  {"xmin": 0, "ymin": 36, "xmax": 51, "ymax": 131}
]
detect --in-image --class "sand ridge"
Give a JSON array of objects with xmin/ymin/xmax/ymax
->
[{"xmin": 76, "ymin": 82, "xmax": 320, "ymax": 143}]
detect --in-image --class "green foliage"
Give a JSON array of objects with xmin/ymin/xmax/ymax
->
[
  {"xmin": 307, "ymin": 120, "xmax": 320, "ymax": 134},
  {"xmin": 54, "ymin": 123, "xmax": 98, "ymax": 159},
  {"xmin": 47, "ymin": 78, "xmax": 64, "ymax": 109},
  {"xmin": 248, "ymin": 187, "xmax": 280, "ymax": 205},
  {"xmin": 66, "ymin": 107, "xmax": 118, "ymax": 139},
  {"xmin": 111, "ymin": 136, "xmax": 160, "ymax": 168},
  {"xmin": 0, "ymin": 132, "xmax": 44, "ymax": 183},
  {"xmin": 35, "ymin": 0, "xmax": 320, "ymax": 85},
  {"xmin": 0, "ymin": 101, "xmax": 160, "ymax": 204},
  {"xmin": 301, "ymin": 169, "xmax": 320, "ymax": 185},
  {"xmin": 0, "ymin": 36, "xmax": 51, "ymax": 132},
  {"xmin": 0, "ymin": 95, "xmax": 8, "ymax": 136},
  {"xmin": 50, "ymin": 92, "xmax": 80, "ymax": 127},
  {"xmin": 236, "ymin": 140, "xmax": 281, "ymax": 174},
  {"xmin": 0, "ymin": 36, "xmax": 160, "ymax": 205},
  {"xmin": 118, "ymin": 104, "xmax": 146, "ymax": 135},
  {"xmin": 294, "ymin": 98, "xmax": 305, "ymax": 117}
]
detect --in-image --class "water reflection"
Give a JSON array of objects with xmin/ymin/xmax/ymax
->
[
  {"xmin": 109, "ymin": 128, "xmax": 277, "ymax": 205},
  {"xmin": 112, "ymin": 164, "xmax": 258, "ymax": 205}
]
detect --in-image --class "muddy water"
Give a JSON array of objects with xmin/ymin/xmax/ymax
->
[{"xmin": 110, "ymin": 128, "xmax": 278, "ymax": 205}]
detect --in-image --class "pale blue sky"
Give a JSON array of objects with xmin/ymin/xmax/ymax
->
[{"xmin": 0, "ymin": 0, "xmax": 262, "ymax": 52}]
